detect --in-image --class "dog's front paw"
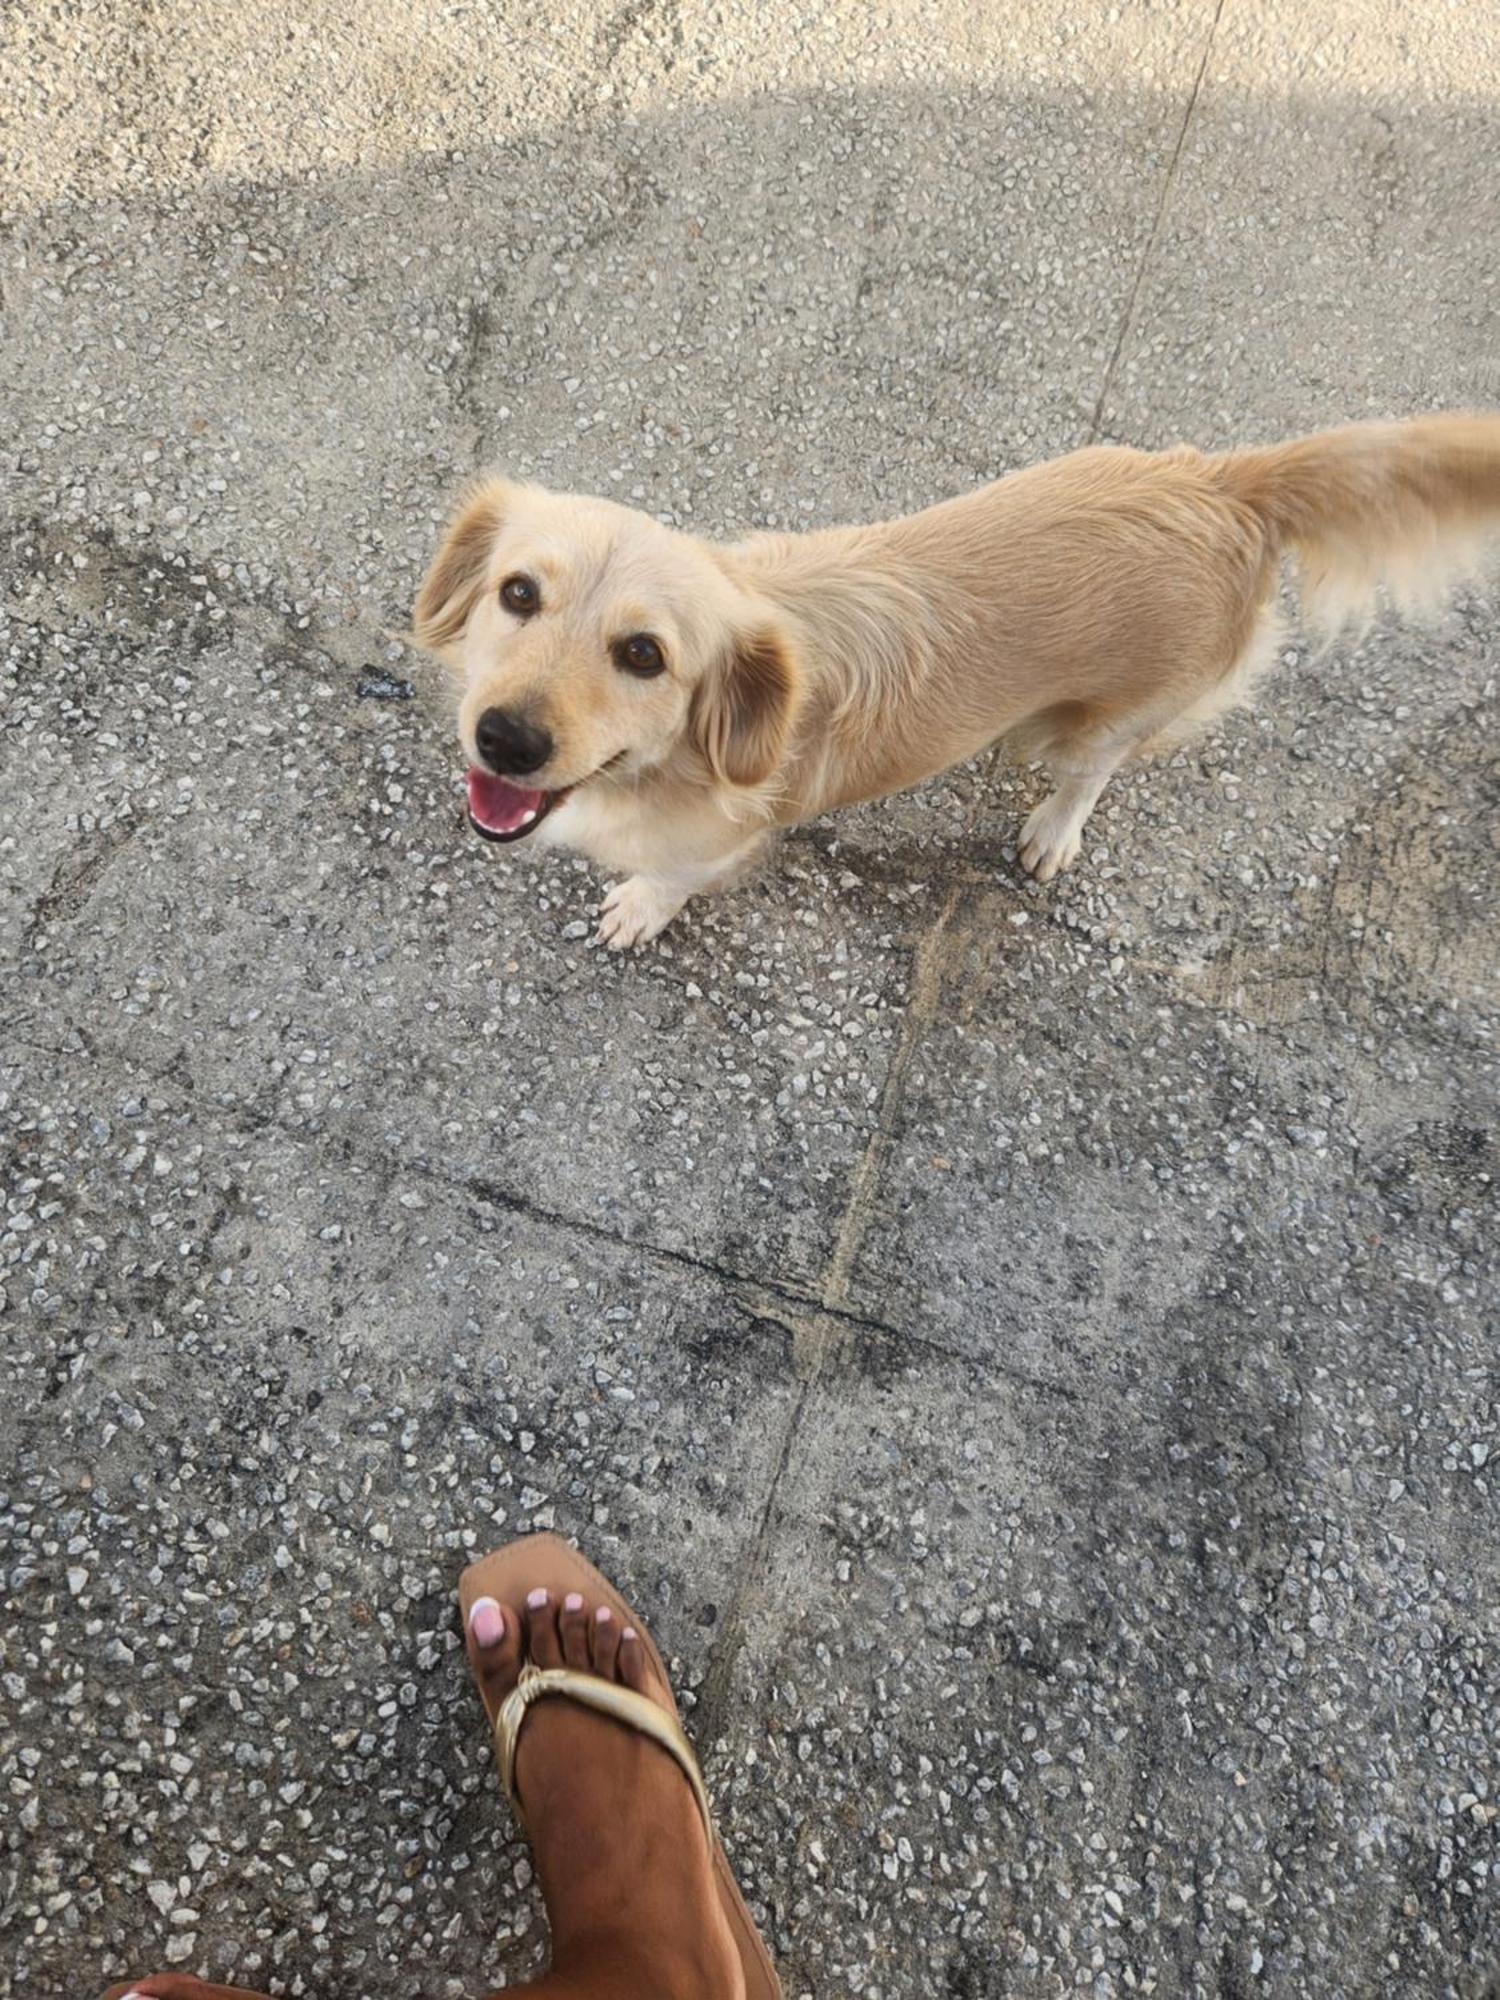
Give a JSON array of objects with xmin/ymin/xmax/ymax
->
[
  {"xmin": 1018, "ymin": 797, "xmax": 1085, "ymax": 884},
  {"xmin": 595, "ymin": 876, "xmax": 685, "ymax": 951}
]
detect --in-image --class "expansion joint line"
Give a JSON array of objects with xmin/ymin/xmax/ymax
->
[{"xmin": 1087, "ymin": 0, "xmax": 1227, "ymax": 443}]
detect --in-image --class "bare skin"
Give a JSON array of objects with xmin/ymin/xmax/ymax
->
[{"xmin": 101, "ymin": 1586, "xmax": 741, "ymax": 2000}]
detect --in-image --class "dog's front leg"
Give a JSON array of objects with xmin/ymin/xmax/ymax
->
[{"xmin": 595, "ymin": 839, "xmax": 763, "ymax": 952}]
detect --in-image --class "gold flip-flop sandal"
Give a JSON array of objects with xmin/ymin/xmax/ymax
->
[{"xmin": 460, "ymin": 1533, "xmax": 782, "ymax": 2000}]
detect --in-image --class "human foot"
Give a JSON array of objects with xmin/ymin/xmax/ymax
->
[{"xmin": 464, "ymin": 1571, "xmax": 746, "ymax": 2000}]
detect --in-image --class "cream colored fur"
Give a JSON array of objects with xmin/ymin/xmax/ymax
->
[{"xmin": 414, "ymin": 413, "xmax": 1500, "ymax": 946}]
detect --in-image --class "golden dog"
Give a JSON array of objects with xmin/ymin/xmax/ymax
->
[{"xmin": 414, "ymin": 413, "xmax": 1500, "ymax": 948}]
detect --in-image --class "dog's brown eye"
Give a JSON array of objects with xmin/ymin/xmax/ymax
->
[
  {"xmin": 500, "ymin": 574, "xmax": 539, "ymax": 617},
  {"xmin": 614, "ymin": 632, "xmax": 666, "ymax": 678}
]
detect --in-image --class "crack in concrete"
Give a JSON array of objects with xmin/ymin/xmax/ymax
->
[
  {"xmin": 819, "ymin": 885, "xmax": 963, "ymax": 1315},
  {"xmin": 452, "ymin": 299, "xmax": 497, "ymax": 465},
  {"xmin": 689, "ymin": 1364, "xmax": 818, "ymax": 1750},
  {"xmin": 595, "ymin": 0, "xmax": 676, "ymax": 70},
  {"xmin": 1086, "ymin": 0, "xmax": 1227, "ymax": 444},
  {"xmin": 20, "ymin": 1020, "xmax": 1077, "ymax": 1400},
  {"xmin": 21, "ymin": 517, "xmax": 374, "ymax": 679},
  {"xmin": 23, "ymin": 815, "xmax": 146, "ymax": 946},
  {"xmin": 688, "ymin": 894, "xmax": 985, "ymax": 1743},
  {"xmin": 687, "ymin": 3, "xmax": 1233, "ymax": 1723}
]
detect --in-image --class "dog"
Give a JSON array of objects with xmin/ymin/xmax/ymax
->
[{"xmin": 413, "ymin": 414, "xmax": 1500, "ymax": 948}]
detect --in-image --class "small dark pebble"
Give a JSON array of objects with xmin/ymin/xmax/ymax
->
[{"xmin": 357, "ymin": 674, "xmax": 416, "ymax": 700}]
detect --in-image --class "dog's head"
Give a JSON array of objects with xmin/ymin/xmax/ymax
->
[{"xmin": 412, "ymin": 479, "xmax": 801, "ymax": 843}]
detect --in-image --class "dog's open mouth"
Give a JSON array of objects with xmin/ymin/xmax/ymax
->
[{"xmin": 465, "ymin": 768, "xmax": 569, "ymax": 844}]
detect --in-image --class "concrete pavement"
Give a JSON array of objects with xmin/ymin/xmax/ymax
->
[{"xmin": 3, "ymin": 3, "xmax": 1497, "ymax": 1994}]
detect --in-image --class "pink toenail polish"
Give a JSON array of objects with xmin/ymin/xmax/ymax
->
[
  {"xmin": 527, "ymin": 1587, "xmax": 549, "ymax": 1610},
  {"xmin": 469, "ymin": 1597, "xmax": 504, "ymax": 1648},
  {"xmin": 564, "ymin": 1592, "xmax": 584, "ymax": 1612},
  {"xmin": 622, "ymin": 1626, "xmax": 638, "ymax": 1642},
  {"xmin": 595, "ymin": 1606, "xmax": 613, "ymax": 1623}
]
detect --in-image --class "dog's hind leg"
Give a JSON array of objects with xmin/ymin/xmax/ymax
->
[
  {"xmin": 1016, "ymin": 738, "xmax": 1134, "ymax": 884},
  {"xmin": 1016, "ymin": 610, "xmax": 1277, "ymax": 885},
  {"xmin": 1016, "ymin": 686, "xmax": 1208, "ymax": 884}
]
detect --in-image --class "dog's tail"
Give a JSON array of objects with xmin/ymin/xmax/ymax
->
[{"xmin": 1211, "ymin": 411, "xmax": 1500, "ymax": 632}]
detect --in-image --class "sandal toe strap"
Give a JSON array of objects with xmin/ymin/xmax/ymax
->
[{"xmin": 494, "ymin": 1661, "xmax": 714, "ymax": 1841}]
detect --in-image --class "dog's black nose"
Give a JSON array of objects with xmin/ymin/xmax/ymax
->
[{"xmin": 474, "ymin": 706, "xmax": 553, "ymax": 777}]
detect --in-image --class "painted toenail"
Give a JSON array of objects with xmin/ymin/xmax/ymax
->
[
  {"xmin": 622, "ymin": 1626, "xmax": 638, "ymax": 1642},
  {"xmin": 527, "ymin": 1587, "xmax": 549, "ymax": 1610},
  {"xmin": 595, "ymin": 1606, "xmax": 613, "ymax": 1623},
  {"xmin": 469, "ymin": 1597, "xmax": 504, "ymax": 1647},
  {"xmin": 564, "ymin": 1592, "xmax": 584, "ymax": 1612}
]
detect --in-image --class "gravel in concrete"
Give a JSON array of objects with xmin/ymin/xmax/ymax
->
[{"xmin": 2, "ymin": 2, "xmax": 1497, "ymax": 1996}]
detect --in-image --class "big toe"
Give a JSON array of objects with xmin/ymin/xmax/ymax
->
[{"xmin": 465, "ymin": 1593, "xmax": 523, "ymax": 1718}]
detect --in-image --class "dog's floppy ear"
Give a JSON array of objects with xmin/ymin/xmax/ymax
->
[
  {"xmin": 693, "ymin": 620, "xmax": 801, "ymax": 790},
  {"xmin": 412, "ymin": 480, "xmax": 509, "ymax": 655}
]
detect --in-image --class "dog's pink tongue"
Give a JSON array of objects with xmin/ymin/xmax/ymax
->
[{"xmin": 466, "ymin": 767, "xmax": 546, "ymax": 834}]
